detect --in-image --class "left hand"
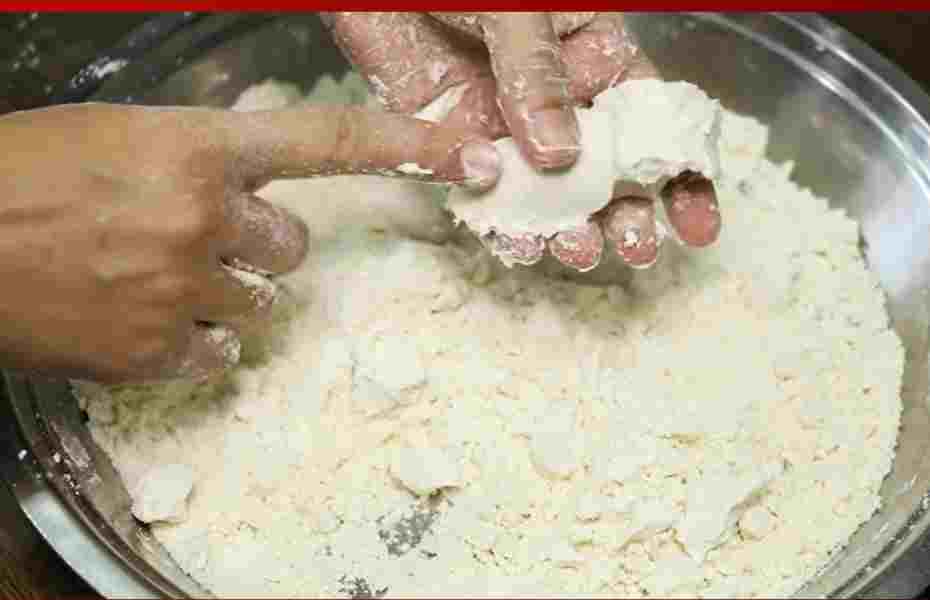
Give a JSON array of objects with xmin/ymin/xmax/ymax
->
[
  {"xmin": 0, "ymin": 102, "xmax": 497, "ymax": 383},
  {"xmin": 326, "ymin": 12, "xmax": 722, "ymax": 271}
]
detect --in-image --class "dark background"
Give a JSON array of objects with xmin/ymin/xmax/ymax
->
[
  {"xmin": 2, "ymin": 13, "xmax": 930, "ymax": 115},
  {"xmin": 1, "ymin": 11, "xmax": 929, "ymax": 599}
]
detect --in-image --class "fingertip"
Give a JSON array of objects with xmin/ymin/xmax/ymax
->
[
  {"xmin": 287, "ymin": 210, "xmax": 312, "ymax": 272},
  {"xmin": 459, "ymin": 140, "xmax": 502, "ymax": 191},
  {"xmin": 482, "ymin": 231, "xmax": 546, "ymax": 267},
  {"xmin": 263, "ymin": 204, "xmax": 311, "ymax": 275},
  {"xmin": 662, "ymin": 172, "xmax": 721, "ymax": 248},
  {"xmin": 226, "ymin": 194, "xmax": 311, "ymax": 276},
  {"xmin": 621, "ymin": 241, "xmax": 660, "ymax": 269},
  {"xmin": 548, "ymin": 221, "xmax": 604, "ymax": 272}
]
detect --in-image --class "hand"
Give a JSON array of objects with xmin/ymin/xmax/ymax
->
[
  {"xmin": 0, "ymin": 102, "xmax": 498, "ymax": 383},
  {"xmin": 326, "ymin": 12, "xmax": 721, "ymax": 270}
]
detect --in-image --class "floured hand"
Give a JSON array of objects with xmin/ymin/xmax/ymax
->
[
  {"xmin": 0, "ymin": 103, "xmax": 498, "ymax": 383},
  {"xmin": 326, "ymin": 12, "xmax": 721, "ymax": 270}
]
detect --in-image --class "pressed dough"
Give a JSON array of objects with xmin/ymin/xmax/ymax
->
[
  {"xmin": 446, "ymin": 79, "xmax": 721, "ymax": 239},
  {"xmin": 446, "ymin": 108, "xmax": 616, "ymax": 238},
  {"xmin": 75, "ymin": 75, "xmax": 904, "ymax": 598}
]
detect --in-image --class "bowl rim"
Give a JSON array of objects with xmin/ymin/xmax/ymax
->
[{"xmin": 4, "ymin": 11, "xmax": 930, "ymax": 600}]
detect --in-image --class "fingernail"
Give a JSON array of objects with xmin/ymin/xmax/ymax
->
[
  {"xmin": 548, "ymin": 222, "xmax": 604, "ymax": 272},
  {"xmin": 527, "ymin": 108, "xmax": 581, "ymax": 169},
  {"xmin": 482, "ymin": 231, "xmax": 545, "ymax": 267},
  {"xmin": 617, "ymin": 226, "xmax": 660, "ymax": 270},
  {"xmin": 461, "ymin": 142, "xmax": 501, "ymax": 191},
  {"xmin": 662, "ymin": 171, "xmax": 721, "ymax": 247},
  {"xmin": 603, "ymin": 199, "xmax": 660, "ymax": 269}
]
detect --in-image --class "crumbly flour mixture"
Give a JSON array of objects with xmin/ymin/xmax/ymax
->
[{"xmin": 76, "ymin": 75, "xmax": 904, "ymax": 598}]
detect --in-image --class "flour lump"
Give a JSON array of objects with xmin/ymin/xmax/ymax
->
[
  {"xmin": 391, "ymin": 447, "xmax": 464, "ymax": 496},
  {"xmin": 130, "ymin": 463, "xmax": 195, "ymax": 525}
]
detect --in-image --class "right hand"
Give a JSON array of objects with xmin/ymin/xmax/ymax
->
[
  {"xmin": 326, "ymin": 12, "xmax": 722, "ymax": 271},
  {"xmin": 0, "ymin": 102, "xmax": 498, "ymax": 383}
]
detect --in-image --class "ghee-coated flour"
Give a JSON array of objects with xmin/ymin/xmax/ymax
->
[{"xmin": 76, "ymin": 74, "xmax": 904, "ymax": 598}]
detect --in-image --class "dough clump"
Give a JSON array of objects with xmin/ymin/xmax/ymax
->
[
  {"xmin": 131, "ymin": 463, "xmax": 195, "ymax": 525},
  {"xmin": 446, "ymin": 79, "xmax": 722, "ymax": 240}
]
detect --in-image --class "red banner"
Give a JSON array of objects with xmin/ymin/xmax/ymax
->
[{"xmin": 1, "ymin": 3, "xmax": 929, "ymax": 11}]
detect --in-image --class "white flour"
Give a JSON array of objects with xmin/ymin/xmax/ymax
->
[{"xmin": 76, "ymin": 76, "xmax": 904, "ymax": 598}]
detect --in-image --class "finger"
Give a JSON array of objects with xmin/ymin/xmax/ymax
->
[
  {"xmin": 661, "ymin": 171, "xmax": 721, "ymax": 247},
  {"xmin": 197, "ymin": 264, "xmax": 278, "ymax": 329},
  {"xmin": 436, "ymin": 76, "xmax": 509, "ymax": 140},
  {"xmin": 600, "ymin": 196, "xmax": 661, "ymax": 269},
  {"xmin": 552, "ymin": 13, "xmax": 600, "ymax": 37},
  {"xmin": 326, "ymin": 12, "xmax": 488, "ymax": 114},
  {"xmin": 560, "ymin": 13, "xmax": 656, "ymax": 104},
  {"xmin": 222, "ymin": 106, "xmax": 501, "ymax": 191},
  {"xmin": 479, "ymin": 13, "xmax": 580, "ymax": 170},
  {"xmin": 481, "ymin": 231, "xmax": 546, "ymax": 267},
  {"xmin": 430, "ymin": 12, "xmax": 596, "ymax": 40},
  {"xmin": 424, "ymin": 12, "xmax": 609, "ymax": 135},
  {"xmin": 174, "ymin": 325, "xmax": 242, "ymax": 381},
  {"xmin": 547, "ymin": 221, "xmax": 604, "ymax": 272},
  {"xmin": 223, "ymin": 192, "xmax": 309, "ymax": 275}
]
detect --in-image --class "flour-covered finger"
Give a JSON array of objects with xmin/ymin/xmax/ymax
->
[
  {"xmin": 548, "ymin": 221, "xmax": 604, "ymax": 272},
  {"xmin": 225, "ymin": 106, "xmax": 500, "ymax": 190},
  {"xmin": 482, "ymin": 231, "xmax": 546, "ymax": 266},
  {"xmin": 479, "ymin": 13, "xmax": 580, "ymax": 170},
  {"xmin": 601, "ymin": 196, "xmax": 661, "ymax": 268},
  {"xmin": 326, "ymin": 12, "xmax": 487, "ymax": 114},
  {"xmin": 430, "ymin": 12, "xmax": 596, "ymax": 40},
  {"xmin": 223, "ymin": 193, "xmax": 308, "ymax": 275},
  {"xmin": 661, "ymin": 171, "xmax": 721, "ymax": 247},
  {"xmin": 433, "ymin": 77, "xmax": 510, "ymax": 140},
  {"xmin": 560, "ymin": 13, "xmax": 655, "ymax": 103},
  {"xmin": 198, "ymin": 265, "xmax": 278, "ymax": 329},
  {"xmin": 174, "ymin": 325, "xmax": 242, "ymax": 380}
]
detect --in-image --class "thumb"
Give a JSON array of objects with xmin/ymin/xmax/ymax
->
[
  {"xmin": 478, "ymin": 13, "xmax": 580, "ymax": 170},
  {"xmin": 220, "ymin": 105, "xmax": 501, "ymax": 191}
]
